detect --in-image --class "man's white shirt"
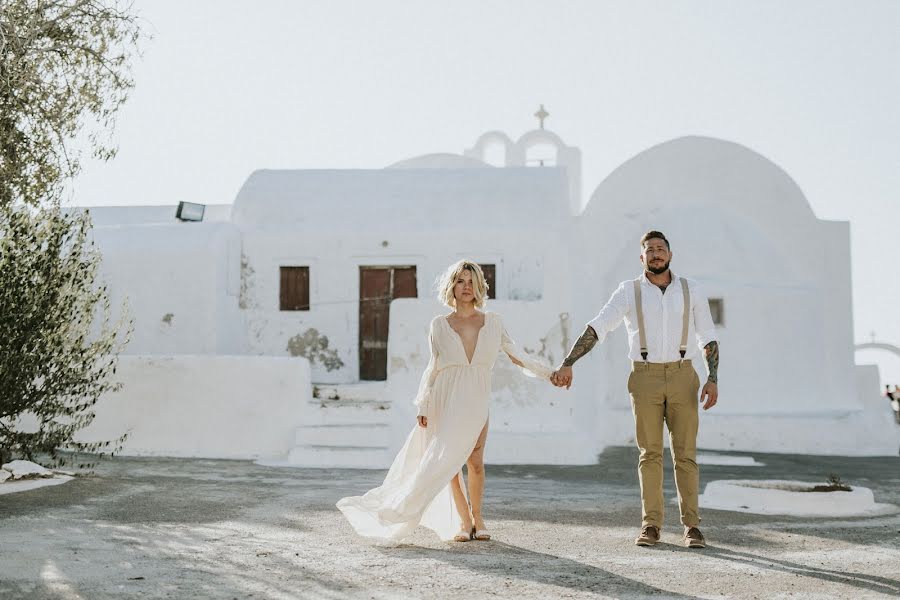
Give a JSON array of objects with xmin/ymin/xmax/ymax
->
[{"xmin": 587, "ymin": 272, "xmax": 719, "ymax": 363}]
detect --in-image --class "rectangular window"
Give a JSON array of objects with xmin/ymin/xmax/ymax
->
[
  {"xmin": 708, "ymin": 298, "xmax": 724, "ymax": 326},
  {"xmin": 280, "ymin": 266, "xmax": 310, "ymax": 311},
  {"xmin": 480, "ymin": 264, "xmax": 497, "ymax": 300}
]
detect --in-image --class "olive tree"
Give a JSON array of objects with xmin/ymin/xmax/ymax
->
[{"xmin": 0, "ymin": 0, "xmax": 142, "ymax": 466}]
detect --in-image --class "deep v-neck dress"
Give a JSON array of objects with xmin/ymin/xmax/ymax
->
[{"xmin": 337, "ymin": 311, "xmax": 553, "ymax": 541}]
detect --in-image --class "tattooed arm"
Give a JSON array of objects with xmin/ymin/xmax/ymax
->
[
  {"xmin": 562, "ymin": 326, "xmax": 599, "ymax": 367},
  {"xmin": 553, "ymin": 283, "xmax": 628, "ymax": 388},
  {"xmin": 703, "ymin": 341, "xmax": 719, "ymax": 384},
  {"xmin": 551, "ymin": 326, "xmax": 599, "ymax": 387},
  {"xmin": 700, "ymin": 341, "xmax": 719, "ymax": 410}
]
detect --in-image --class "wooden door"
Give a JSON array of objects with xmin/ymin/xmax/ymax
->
[{"xmin": 359, "ymin": 266, "xmax": 417, "ymax": 380}]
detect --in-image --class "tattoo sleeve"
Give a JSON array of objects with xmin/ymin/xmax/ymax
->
[
  {"xmin": 562, "ymin": 326, "xmax": 599, "ymax": 367},
  {"xmin": 704, "ymin": 341, "xmax": 719, "ymax": 384}
]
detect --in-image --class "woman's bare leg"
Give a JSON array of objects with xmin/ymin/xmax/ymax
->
[
  {"xmin": 466, "ymin": 421, "xmax": 489, "ymax": 530},
  {"xmin": 449, "ymin": 472, "xmax": 472, "ymax": 530}
]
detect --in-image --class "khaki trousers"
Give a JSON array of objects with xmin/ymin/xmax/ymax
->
[{"xmin": 627, "ymin": 359, "xmax": 701, "ymax": 528}]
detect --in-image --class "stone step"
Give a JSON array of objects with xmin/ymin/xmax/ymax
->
[
  {"xmin": 312, "ymin": 381, "xmax": 387, "ymax": 402},
  {"xmin": 286, "ymin": 445, "xmax": 392, "ymax": 469},
  {"xmin": 295, "ymin": 423, "xmax": 392, "ymax": 447},
  {"xmin": 303, "ymin": 401, "xmax": 392, "ymax": 426}
]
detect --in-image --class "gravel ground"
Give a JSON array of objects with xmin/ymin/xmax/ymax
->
[{"xmin": 0, "ymin": 446, "xmax": 898, "ymax": 599}]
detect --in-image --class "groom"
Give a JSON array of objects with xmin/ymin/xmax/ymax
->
[{"xmin": 551, "ymin": 231, "xmax": 720, "ymax": 548}]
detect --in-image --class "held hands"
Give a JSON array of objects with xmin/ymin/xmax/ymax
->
[
  {"xmin": 417, "ymin": 415, "xmax": 428, "ymax": 428},
  {"xmin": 550, "ymin": 366, "xmax": 573, "ymax": 389},
  {"xmin": 700, "ymin": 381, "xmax": 718, "ymax": 410}
]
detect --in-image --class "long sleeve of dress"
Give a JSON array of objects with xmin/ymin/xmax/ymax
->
[
  {"xmin": 413, "ymin": 320, "xmax": 439, "ymax": 417},
  {"xmin": 500, "ymin": 321, "xmax": 553, "ymax": 381}
]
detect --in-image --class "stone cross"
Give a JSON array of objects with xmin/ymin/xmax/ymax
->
[{"xmin": 534, "ymin": 104, "xmax": 549, "ymax": 129}]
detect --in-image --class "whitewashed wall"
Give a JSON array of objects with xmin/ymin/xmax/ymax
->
[
  {"xmin": 79, "ymin": 355, "xmax": 311, "ymax": 459},
  {"xmin": 694, "ymin": 365, "xmax": 899, "ymax": 455},
  {"xmin": 92, "ymin": 222, "xmax": 246, "ymax": 355},
  {"xmin": 77, "ymin": 134, "xmax": 898, "ymax": 460},
  {"xmin": 233, "ymin": 167, "xmax": 573, "ymax": 384},
  {"xmin": 574, "ymin": 136, "xmax": 862, "ymax": 452}
]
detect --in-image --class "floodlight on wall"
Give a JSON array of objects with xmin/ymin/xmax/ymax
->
[{"xmin": 176, "ymin": 201, "xmax": 205, "ymax": 222}]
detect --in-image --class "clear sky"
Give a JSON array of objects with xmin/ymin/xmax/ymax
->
[{"xmin": 71, "ymin": 0, "xmax": 900, "ymax": 386}]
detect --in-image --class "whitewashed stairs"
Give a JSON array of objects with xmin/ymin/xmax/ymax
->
[{"xmin": 286, "ymin": 382, "xmax": 394, "ymax": 468}]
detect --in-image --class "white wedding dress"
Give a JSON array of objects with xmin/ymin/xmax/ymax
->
[{"xmin": 337, "ymin": 311, "xmax": 552, "ymax": 541}]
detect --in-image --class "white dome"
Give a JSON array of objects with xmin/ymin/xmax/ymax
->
[
  {"xmin": 386, "ymin": 153, "xmax": 491, "ymax": 170},
  {"xmin": 585, "ymin": 136, "xmax": 815, "ymax": 224}
]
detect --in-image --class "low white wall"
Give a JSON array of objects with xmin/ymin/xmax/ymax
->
[
  {"xmin": 692, "ymin": 364, "xmax": 897, "ymax": 456},
  {"xmin": 80, "ymin": 355, "xmax": 311, "ymax": 459}
]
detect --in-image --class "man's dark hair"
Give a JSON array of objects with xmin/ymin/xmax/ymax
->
[{"xmin": 640, "ymin": 230, "xmax": 670, "ymax": 249}]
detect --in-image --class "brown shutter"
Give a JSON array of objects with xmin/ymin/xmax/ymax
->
[
  {"xmin": 280, "ymin": 266, "xmax": 310, "ymax": 311},
  {"xmin": 480, "ymin": 264, "xmax": 496, "ymax": 299},
  {"xmin": 393, "ymin": 267, "xmax": 417, "ymax": 298}
]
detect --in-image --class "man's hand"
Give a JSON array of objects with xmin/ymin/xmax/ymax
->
[
  {"xmin": 700, "ymin": 381, "xmax": 718, "ymax": 410},
  {"xmin": 417, "ymin": 415, "xmax": 427, "ymax": 428},
  {"xmin": 551, "ymin": 366, "xmax": 573, "ymax": 389}
]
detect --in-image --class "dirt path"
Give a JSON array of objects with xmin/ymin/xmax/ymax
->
[{"xmin": 0, "ymin": 447, "xmax": 898, "ymax": 599}]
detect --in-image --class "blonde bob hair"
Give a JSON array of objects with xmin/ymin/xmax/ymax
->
[{"xmin": 436, "ymin": 260, "xmax": 489, "ymax": 308}]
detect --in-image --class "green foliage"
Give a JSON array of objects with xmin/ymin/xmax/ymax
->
[
  {"xmin": 0, "ymin": 203, "xmax": 132, "ymax": 467},
  {"xmin": 0, "ymin": 1, "xmax": 142, "ymax": 467},
  {"xmin": 0, "ymin": 0, "xmax": 143, "ymax": 208},
  {"xmin": 808, "ymin": 473, "xmax": 852, "ymax": 493}
]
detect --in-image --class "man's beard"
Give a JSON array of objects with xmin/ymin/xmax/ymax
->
[{"xmin": 646, "ymin": 260, "xmax": 670, "ymax": 275}]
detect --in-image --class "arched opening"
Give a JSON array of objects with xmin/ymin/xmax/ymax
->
[
  {"xmin": 525, "ymin": 142, "xmax": 558, "ymax": 167},
  {"xmin": 855, "ymin": 343, "xmax": 900, "ymax": 390},
  {"xmin": 482, "ymin": 140, "xmax": 507, "ymax": 167}
]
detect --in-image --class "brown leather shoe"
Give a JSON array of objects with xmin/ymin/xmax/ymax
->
[
  {"xmin": 684, "ymin": 527, "xmax": 706, "ymax": 548},
  {"xmin": 635, "ymin": 525, "xmax": 660, "ymax": 546}
]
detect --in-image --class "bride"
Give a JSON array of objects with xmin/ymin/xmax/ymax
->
[{"xmin": 337, "ymin": 260, "xmax": 553, "ymax": 542}]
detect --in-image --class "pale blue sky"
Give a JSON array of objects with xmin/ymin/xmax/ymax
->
[{"xmin": 71, "ymin": 0, "xmax": 900, "ymax": 384}]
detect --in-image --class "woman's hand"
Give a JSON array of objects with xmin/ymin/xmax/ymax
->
[
  {"xmin": 551, "ymin": 366, "xmax": 573, "ymax": 388},
  {"xmin": 417, "ymin": 415, "xmax": 428, "ymax": 428}
]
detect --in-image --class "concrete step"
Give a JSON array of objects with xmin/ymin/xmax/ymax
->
[
  {"xmin": 286, "ymin": 445, "xmax": 392, "ymax": 469},
  {"xmin": 295, "ymin": 423, "xmax": 392, "ymax": 447},
  {"xmin": 312, "ymin": 381, "xmax": 387, "ymax": 402},
  {"xmin": 303, "ymin": 400, "xmax": 392, "ymax": 426},
  {"xmin": 291, "ymin": 382, "xmax": 395, "ymax": 467}
]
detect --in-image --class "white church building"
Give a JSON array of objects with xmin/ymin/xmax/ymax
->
[{"xmin": 80, "ymin": 122, "xmax": 899, "ymax": 466}]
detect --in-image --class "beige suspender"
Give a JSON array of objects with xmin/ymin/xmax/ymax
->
[
  {"xmin": 679, "ymin": 277, "xmax": 690, "ymax": 359},
  {"xmin": 633, "ymin": 279, "xmax": 649, "ymax": 361},
  {"xmin": 633, "ymin": 275, "xmax": 691, "ymax": 362}
]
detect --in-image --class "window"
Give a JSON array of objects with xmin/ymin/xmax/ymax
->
[
  {"xmin": 708, "ymin": 298, "xmax": 724, "ymax": 326},
  {"xmin": 280, "ymin": 266, "xmax": 310, "ymax": 311},
  {"xmin": 480, "ymin": 264, "xmax": 496, "ymax": 300}
]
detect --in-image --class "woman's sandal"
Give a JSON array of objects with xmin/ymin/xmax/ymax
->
[
  {"xmin": 453, "ymin": 527, "xmax": 473, "ymax": 542},
  {"xmin": 473, "ymin": 526, "xmax": 491, "ymax": 541}
]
